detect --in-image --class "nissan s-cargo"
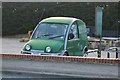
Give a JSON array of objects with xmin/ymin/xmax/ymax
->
[{"xmin": 21, "ymin": 17, "xmax": 88, "ymax": 56}]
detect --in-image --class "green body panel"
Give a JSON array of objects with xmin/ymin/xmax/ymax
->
[
  {"xmin": 23, "ymin": 39, "xmax": 64, "ymax": 53},
  {"xmin": 67, "ymin": 39, "xmax": 81, "ymax": 56}
]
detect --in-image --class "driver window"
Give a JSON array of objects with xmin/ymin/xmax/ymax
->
[{"xmin": 69, "ymin": 22, "xmax": 78, "ymax": 39}]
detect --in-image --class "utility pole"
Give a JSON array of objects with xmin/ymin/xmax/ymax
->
[{"xmin": 95, "ymin": 6, "xmax": 103, "ymax": 58}]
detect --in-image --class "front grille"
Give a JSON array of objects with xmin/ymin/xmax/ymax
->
[{"xmin": 31, "ymin": 49, "xmax": 44, "ymax": 53}]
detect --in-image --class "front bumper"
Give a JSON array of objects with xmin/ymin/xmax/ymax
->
[{"xmin": 21, "ymin": 50, "xmax": 64, "ymax": 56}]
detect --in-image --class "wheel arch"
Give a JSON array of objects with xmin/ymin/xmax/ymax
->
[{"xmin": 83, "ymin": 46, "xmax": 88, "ymax": 54}]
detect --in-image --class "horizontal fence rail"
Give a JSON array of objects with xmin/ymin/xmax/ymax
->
[{"xmin": 0, "ymin": 53, "xmax": 120, "ymax": 64}]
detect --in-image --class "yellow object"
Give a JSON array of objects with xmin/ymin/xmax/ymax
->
[{"xmin": 28, "ymin": 31, "xmax": 31, "ymax": 38}]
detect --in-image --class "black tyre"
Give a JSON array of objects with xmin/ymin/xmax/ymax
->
[
  {"xmin": 63, "ymin": 52, "xmax": 69, "ymax": 56},
  {"xmin": 83, "ymin": 48, "xmax": 88, "ymax": 57}
]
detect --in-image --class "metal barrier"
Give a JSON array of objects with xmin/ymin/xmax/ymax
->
[
  {"xmin": 86, "ymin": 49, "xmax": 98, "ymax": 54},
  {"xmin": 86, "ymin": 47, "xmax": 119, "ymax": 58},
  {"xmin": 86, "ymin": 49, "xmax": 101, "ymax": 58},
  {"xmin": 106, "ymin": 47, "xmax": 119, "ymax": 58}
]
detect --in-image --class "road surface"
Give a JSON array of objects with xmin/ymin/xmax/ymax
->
[{"xmin": 2, "ymin": 58, "xmax": 118, "ymax": 78}]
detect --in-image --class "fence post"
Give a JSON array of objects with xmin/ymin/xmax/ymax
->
[
  {"xmin": 97, "ymin": 50, "xmax": 101, "ymax": 58},
  {"xmin": 116, "ymin": 48, "xmax": 118, "ymax": 58},
  {"xmin": 107, "ymin": 52, "xmax": 110, "ymax": 58}
]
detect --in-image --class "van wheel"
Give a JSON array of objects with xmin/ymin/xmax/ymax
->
[
  {"xmin": 83, "ymin": 48, "xmax": 88, "ymax": 57},
  {"xmin": 63, "ymin": 52, "xmax": 69, "ymax": 56}
]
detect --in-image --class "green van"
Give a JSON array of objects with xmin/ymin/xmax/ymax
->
[{"xmin": 21, "ymin": 17, "xmax": 88, "ymax": 56}]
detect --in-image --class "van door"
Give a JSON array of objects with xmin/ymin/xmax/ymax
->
[
  {"xmin": 67, "ymin": 22, "xmax": 81, "ymax": 56},
  {"xmin": 78, "ymin": 21, "xmax": 88, "ymax": 56}
]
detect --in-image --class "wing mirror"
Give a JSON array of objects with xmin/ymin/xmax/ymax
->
[{"xmin": 68, "ymin": 33, "xmax": 74, "ymax": 40}]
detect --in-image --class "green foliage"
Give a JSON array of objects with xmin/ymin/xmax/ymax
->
[{"xmin": 2, "ymin": 2, "xmax": 119, "ymax": 36}]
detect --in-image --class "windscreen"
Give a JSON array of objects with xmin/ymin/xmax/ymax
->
[{"xmin": 32, "ymin": 23, "xmax": 68, "ymax": 40}]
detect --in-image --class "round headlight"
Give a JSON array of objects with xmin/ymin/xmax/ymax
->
[
  {"xmin": 45, "ymin": 46, "xmax": 51, "ymax": 52},
  {"xmin": 26, "ymin": 44, "xmax": 31, "ymax": 50}
]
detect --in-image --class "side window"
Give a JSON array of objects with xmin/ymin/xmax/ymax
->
[{"xmin": 69, "ymin": 22, "xmax": 79, "ymax": 39}]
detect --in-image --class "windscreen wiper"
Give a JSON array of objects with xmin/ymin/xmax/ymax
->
[
  {"xmin": 49, "ymin": 35, "xmax": 64, "ymax": 39},
  {"xmin": 35, "ymin": 34, "xmax": 53, "ymax": 38},
  {"xmin": 42, "ymin": 34, "xmax": 53, "ymax": 36}
]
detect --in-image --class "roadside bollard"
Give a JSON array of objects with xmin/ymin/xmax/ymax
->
[
  {"xmin": 116, "ymin": 48, "xmax": 118, "ymax": 58},
  {"xmin": 107, "ymin": 52, "xmax": 110, "ymax": 58},
  {"xmin": 97, "ymin": 51, "xmax": 101, "ymax": 58}
]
